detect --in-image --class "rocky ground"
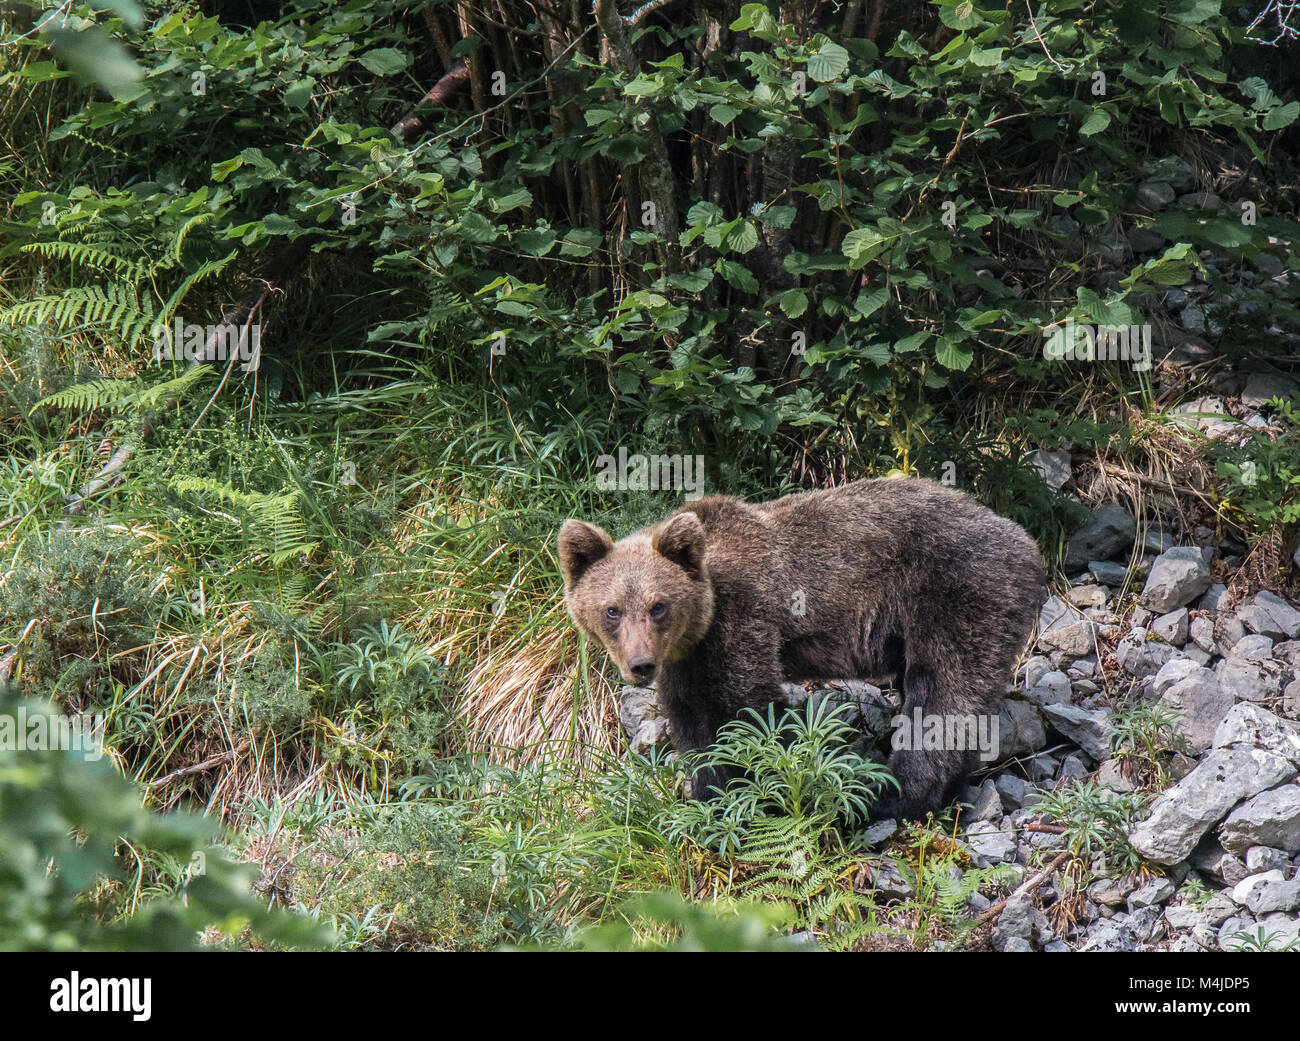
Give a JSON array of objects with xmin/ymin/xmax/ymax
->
[{"xmin": 617, "ymin": 367, "xmax": 1300, "ymax": 951}]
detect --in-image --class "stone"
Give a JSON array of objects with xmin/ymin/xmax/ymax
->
[
  {"xmin": 995, "ymin": 773, "xmax": 1031, "ymax": 809},
  {"xmin": 1190, "ymin": 614, "xmax": 1216, "ymax": 654},
  {"xmin": 1230, "ymin": 871, "xmax": 1300, "ymax": 915},
  {"xmin": 1152, "ymin": 657, "xmax": 1203, "ymax": 697},
  {"xmin": 1136, "ymin": 180, "xmax": 1176, "ymax": 209},
  {"xmin": 1217, "ymin": 916, "xmax": 1260, "ymax": 951},
  {"xmin": 967, "ymin": 779, "xmax": 1004, "ymax": 822},
  {"xmin": 1215, "ymin": 656, "xmax": 1287, "ymax": 703},
  {"xmin": 618, "ymin": 686, "xmax": 672, "ymax": 755},
  {"xmin": 1066, "ymin": 584, "xmax": 1107, "ymax": 609},
  {"xmin": 1089, "ymin": 560, "xmax": 1130, "ymax": 587},
  {"xmin": 966, "ymin": 820, "xmax": 1017, "ymax": 863},
  {"xmin": 1219, "ymin": 785, "xmax": 1300, "ymax": 854},
  {"xmin": 1151, "ymin": 608, "xmax": 1189, "ymax": 645},
  {"xmin": 1127, "ymin": 745, "xmax": 1297, "ymax": 864},
  {"xmin": 1241, "ymin": 371, "xmax": 1299, "ymax": 411},
  {"xmin": 1248, "ymin": 591, "xmax": 1300, "ymax": 640},
  {"xmin": 1065, "ymin": 504, "xmax": 1136, "ymax": 572},
  {"xmin": 992, "ymin": 892, "xmax": 1052, "ymax": 951},
  {"xmin": 1197, "ymin": 584, "xmax": 1228, "ymax": 613},
  {"xmin": 1246, "ymin": 846, "xmax": 1292, "ymax": 873},
  {"xmin": 1030, "ymin": 449, "xmax": 1072, "ymax": 490},
  {"xmin": 1025, "ymin": 670, "xmax": 1072, "ymax": 707},
  {"xmin": 1117, "ymin": 627, "xmax": 1179, "ymax": 678},
  {"xmin": 1212, "ymin": 703, "xmax": 1300, "ymax": 764},
  {"xmin": 1159, "ymin": 668, "xmax": 1233, "ymax": 752},
  {"xmin": 1042, "ymin": 703, "xmax": 1114, "ymax": 760},
  {"xmin": 999, "ymin": 700, "xmax": 1047, "ymax": 759},
  {"xmin": 1140, "ymin": 547, "xmax": 1212, "ymax": 612},
  {"xmin": 1128, "ymin": 878, "xmax": 1176, "ymax": 910}
]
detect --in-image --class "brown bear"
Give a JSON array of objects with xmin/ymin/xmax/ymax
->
[{"xmin": 558, "ymin": 477, "xmax": 1046, "ymax": 820}]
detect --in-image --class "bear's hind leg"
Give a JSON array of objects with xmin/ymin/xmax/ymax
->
[{"xmin": 876, "ymin": 662, "xmax": 978, "ymax": 821}]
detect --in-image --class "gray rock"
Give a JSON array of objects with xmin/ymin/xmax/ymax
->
[
  {"xmin": 992, "ymin": 892, "xmax": 1052, "ymax": 952},
  {"xmin": 1276, "ymin": 641, "xmax": 1300, "ymax": 670},
  {"xmin": 995, "ymin": 773, "xmax": 1031, "ymax": 809},
  {"xmin": 1197, "ymin": 583, "xmax": 1228, "ymax": 613},
  {"xmin": 1089, "ymin": 560, "xmax": 1130, "ymax": 587},
  {"xmin": 1219, "ymin": 785, "xmax": 1300, "ymax": 854},
  {"xmin": 1136, "ymin": 181, "xmax": 1176, "ymax": 210},
  {"xmin": 1128, "ymin": 746, "xmax": 1297, "ymax": 865},
  {"xmin": 1080, "ymin": 916, "xmax": 1140, "ymax": 952},
  {"xmin": 1128, "ymin": 877, "xmax": 1176, "ymax": 910},
  {"xmin": 1215, "ymin": 656, "xmax": 1288, "ymax": 703},
  {"xmin": 966, "ymin": 820, "xmax": 1017, "ymax": 863},
  {"xmin": 1088, "ymin": 876, "xmax": 1134, "ymax": 907},
  {"xmin": 1117, "ymin": 627, "xmax": 1179, "ymax": 677},
  {"xmin": 1153, "ymin": 657, "xmax": 1204, "ymax": 696},
  {"xmin": 1230, "ymin": 870, "xmax": 1300, "ymax": 915},
  {"xmin": 1247, "ymin": 591, "xmax": 1300, "ymax": 640},
  {"xmin": 618, "ymin": 686, "xmax": 672, "ymax": 754},
  {"xmin": 967, "ymin": 779, "xmax": 1004, "ymax": 822},
  {"xmin": 1021, "ymin": 654, "xmax": 1053, "ymax": 690},
  {"xmin": 1025, "ymin": 670, "xmax": 1072, "ymax": 707},
  {"xmin": 860, "ymin": 819, "xmax": 898, "ymax": 846},
  {"xmin": 1190, "ymin": 614, "xmax": 1217, "ymax": 654},
  {"xmin": 1246, "ymin": 846, "xmax": 1293, "ymax": 873},
  {"xmin": 1241, "ymin": 371, "xmax": 1299, "ymax": 411},
  {"xmin": 1140, "ymin": 547, "xmax": 1212, "ymax": 612},
  {"xmin": 1065, "ymin": 504, "xmax": 1137, "ymax": 572},
  {"xmin": 1151, "ymin": 608, "xmax": 1189, "ymax": 645},
  {"xmin": 1042, "ymin": 703, "xmax": 1114, "ymax": 760},
  {"xmin": 1229, "ymin": 633, "xmax": 1274, "ymax": 661},
  {"xmin": 1251, "ymin": 913, "xmax": 1300, "ymax": 949},
  {"xmin": 1097, "ymin": 758, "xmax": 1138, "ymax": 793},
  {"xmin": 1059, "ymin": 751, "xmax": 1090, "ymax": 781},
  {"xmin": 869, "ymin": 859, "xmax": 913, "ymax": 900},
  {"xmin": 1066, "ymin": 583, "xmax": 1108, "ymax": 609},
  {"xmin": 1030, "ymin": 449, "xmax": 1072, "ymax": 490},
  {"xmin": 1217, "ymin": 916, "xmax": 1260, "ymax": 951},
  {"xmin": 1213, "ymin": 702, "xmax": 1300, "ymax": 764},
  {"xmin": 999, "ymin": 699, "xmax": 1047, "ymax": 759},
  {"xmin": 1286, "ymin": 680, "xmax": 1300, "ymax": 720},
  {"xmin": 1160, "ymin": 668, "xmax": 1233, "ymax": 752}
]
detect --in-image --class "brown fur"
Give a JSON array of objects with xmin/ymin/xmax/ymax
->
[{"xmin": 559, "ymin": 478, "xmax": 1046, "ymax": 819}]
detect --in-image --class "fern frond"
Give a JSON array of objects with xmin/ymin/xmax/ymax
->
[{"xmin": 22, "ymin": 240, "xmax": 150, "ymax": 283}]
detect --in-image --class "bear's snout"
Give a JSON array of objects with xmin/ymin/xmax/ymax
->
[{"xmin": 627, "ymin": 655, "xmax": 657, "ymax": 684}]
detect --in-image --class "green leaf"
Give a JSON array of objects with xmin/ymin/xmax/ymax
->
[
  {"xmin": 710, "ymin": 103, "xmax": 740, "ymax": 126},
  {"xmin": 1079, "ymin": 109, "xmax": 1111, "ymax": 136},
  {"xmin": 1263, "ymin": 102, "xmax": 1299, "ymax": 130},
  {"xmin": 807, "ymin": 43, "xmax": 850, "ymax": 83},
  {"xmin": 359, "ymin": 48, "xmax": 408, "ymax": 76},
  {"xmin": 46, "ymin": 27, "xmax": 144, "ymax": 100},
  {"xmin": 935, "ymin": 335, "xmax": 973, "ymax": 370},
  {"xmin": 779, "ymin": 289, "xmax": 809, "ymax": 319}
]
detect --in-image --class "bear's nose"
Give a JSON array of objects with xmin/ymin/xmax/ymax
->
[{"xmin": 628, "ymin": 656, "xmax": 657, "ymax": 683}]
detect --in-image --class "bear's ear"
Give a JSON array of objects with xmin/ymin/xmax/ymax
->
[
  {"xmin": 558, "ymin": 520, "xmax": 613, "ymax": 588},
  {"xmin": 654, "ymin": 511, "xmax": 706, "ymax": 580}
]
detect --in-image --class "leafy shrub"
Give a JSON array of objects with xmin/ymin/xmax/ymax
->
[{"xmin": 0, "ymin": 691, "xmax": 327, "ymax": 951}]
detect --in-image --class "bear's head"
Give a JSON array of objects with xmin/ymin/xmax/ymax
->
[{"xmin": 558, "ymin": 511, "xmax": 714, "ymax": 686}]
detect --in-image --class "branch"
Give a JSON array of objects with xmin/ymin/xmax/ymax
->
[{"xmin": 390, "ymin": 59, "xmax": 472, "ymax": 143}]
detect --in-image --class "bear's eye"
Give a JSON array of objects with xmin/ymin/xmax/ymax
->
[
  {"xmin": 605, "ymin": 606, "xmax": 622, "ymax": 622},
  {"xmin": 649, "ymin": 601, "xmax": 668, "ymax": 620}
]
